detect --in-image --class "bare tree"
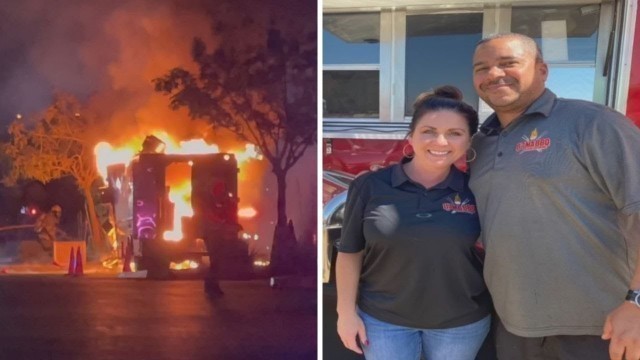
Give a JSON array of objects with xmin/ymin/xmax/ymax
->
[
  {"xmin": 3, "ymin": 93, "xmax": 106, "ymax": 252},
  {"xmin": 154, "ymin": 22, "xmax": 316, "ymax": 274}
]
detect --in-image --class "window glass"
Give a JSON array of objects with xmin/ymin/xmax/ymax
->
[
  {"xmin": 324, "ymin": 13, "xmax": 380, "ymax": 65},
  {"xmin": 511, "ymin": 5, "xmax": 600, "ymax": 63},
  {"xmin": 511, "ymin": 5, "xmax": 600, "ymax": 101},
  {"xmin": 547, "ymin": 67, "xmax": 595, "ymax": 101},
  {"xmin": 405, "ymin": 13, "xmax": 482, "ymax": 116},
  {"xmin": 324, "ymin": 71, "xmax": 379, "ymax": 118}
]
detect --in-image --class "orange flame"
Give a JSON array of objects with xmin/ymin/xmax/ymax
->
[
  {"xmin": 94, "ymin": 131, "xmax": 262, "ymax": 179},
  {"xmin": 94, "ymin": 131, "xmax": 262, "ymax": 242},
  {"xmin": 163, "ymin": 180, "xmax": 193, "ymax": 241},
  {"xmin": 170, "ymin": 260, "xmax": 199, "ymax": 270},
  {"xmin": 94, "ymin": 141, "xmax": 135, "ymax": 181},
  {"xmin": 238, "ymin": 207, "xmax": 257, "ymax": 218}
]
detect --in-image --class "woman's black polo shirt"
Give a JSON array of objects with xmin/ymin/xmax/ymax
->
[{"xmin": 339, "ymin": 162, "xmax": 491, "ymax": 329}]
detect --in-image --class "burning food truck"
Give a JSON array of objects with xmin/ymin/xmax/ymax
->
[{"xmin": 98, "ymin": 135, "xmax": 249, "ymax": 279}]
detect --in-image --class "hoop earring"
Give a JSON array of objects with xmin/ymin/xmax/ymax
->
[
  {"xmin": 466, "ymin": 148, "xmax": 477, "ymax": 163},
  {"xmin": 402, "ymin": 144, "xmax": 414, "ymax": 158}
]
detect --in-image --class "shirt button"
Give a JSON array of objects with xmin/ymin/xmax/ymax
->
[{"xmin": 497, "ymin": 151, "xmax": 503, "ymax": 157}]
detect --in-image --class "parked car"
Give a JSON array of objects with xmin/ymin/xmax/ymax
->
[
  {"xmin": 322, "ymin": 190, "xmax": 347, "ymax": 284},
  {"xmin": 322, "ymin": 170, "xmax": 354, "ymax": 284}
]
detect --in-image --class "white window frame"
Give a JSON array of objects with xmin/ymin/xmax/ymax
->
[
  {"xmin": 323, "ymin": 12, "xmax": 383, "ymax": 122},
  {"xmin": 323, "ymin": 0, "xmax": 617, "ymax": 137}
]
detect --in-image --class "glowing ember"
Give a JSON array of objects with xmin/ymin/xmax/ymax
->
[
  {"xmin": 238, "ymin": 207, "xmax": 257, "ymax": 218},
  {"xmin": 241, "ymin": 232, "xmax": 260, "ymax": 241},
  {"xmin": 170, "ymin": 260, "xmax": 199, "ymax": 270},
  {"xmin": 253, "ymin": 260, "xmax": 270, "ymax": 267}
]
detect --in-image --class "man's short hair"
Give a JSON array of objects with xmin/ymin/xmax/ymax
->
[{"xmin": 477, "ymin": 33, "xmax": 544, "ymax": 63}]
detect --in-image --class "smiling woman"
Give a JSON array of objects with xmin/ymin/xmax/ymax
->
[{"xmin": 333, "ymin": 86, "xmax": 491, "ymax": 360}]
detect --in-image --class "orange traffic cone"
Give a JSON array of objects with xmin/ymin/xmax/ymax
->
[
  {"xmin": 122, "ymin": 237, "xmax": 132, "ymax": 273},
  {"xmin": 74, "ymin": 247, "xmax": 84, "ymax": 276},
  {"xmin": 66, "ymin": 247, "xmax": 76, "ymax": 276}
]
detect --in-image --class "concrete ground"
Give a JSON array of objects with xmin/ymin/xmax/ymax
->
[{"xmin": 0, "ymin": 239, "xmax": 316, "ymax": 359}]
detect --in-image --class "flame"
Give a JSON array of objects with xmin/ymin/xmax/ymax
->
[
  {"xmin": 241, "ymin": 232, "xmax": 260, "ymax": 241},
  {"xmin": 253, "ymin": 260, "xmax": 270, "ymax": 267},
  {"xmin": 154, "ymin": 131, "xmax": 219, "ymax": 154},
  {"xmin": 163, "ymin": 180, "xmax": 193, "ymax": 241},
  {"xmin": 94, "ymin": 131, "xmax": 262, "ymax": 243},
  {"xmin": 94, "ymin": 132, "xmax": 261, "ymax": 179},
  {"xmin": 454, "ymin": 194, "xmax": 461, "ymax": 205},
  {"xmin": 238, "ymin": 207, "xmax": 257, "ymax": 218},
  {"xmin": 170, "ymin": 260, "xmax": 199, "ymax": 270},
  {"xmin": 94, "ymin": 141, "xmax": 135, "ymax": 180},
  {"xmin": 530, "ymin": 128, "xmax": 538, "ymax": 140},
  {"xmin": 235, "ymin": 144, "xmax": 264, "ymax": 162}
]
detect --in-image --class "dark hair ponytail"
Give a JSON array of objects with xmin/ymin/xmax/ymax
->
[{"xmin": 409, "ymin": 85, "xmax": 478, "ymax": 136}]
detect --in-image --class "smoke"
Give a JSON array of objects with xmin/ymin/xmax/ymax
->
[{"xmin": 0, "ymin": 0, "xmax": 317, "ymax": 254}]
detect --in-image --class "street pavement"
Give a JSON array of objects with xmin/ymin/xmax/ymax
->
[{"xmin": 0, "ymin": 275, "xmax": 316, "ymax": 360}]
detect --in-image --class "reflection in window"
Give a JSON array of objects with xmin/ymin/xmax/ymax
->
[
  {"xmin": 405, "ymin": 13, "xmax": 482, "ymax": 116},
  {"xmin": 329, "ymin": 205, "xmax": 345, "ymax": 227},
  {"xmin": 324, "ymin": 13, "xmax": 380, "ymax": 119},
  {"xmin": 512, "ymin": 5, "xmax": 600, "ymax": 101},
  {"xmin": 324, "ymin": 71, "xmax": 379, "ymax": 118},
  {"xmin": 324, "ymin": 13, "xmax": 380, "ymax": 65},
  {"xmin": 547, "ymin": 67, "xmax": 595, "ymax": 101},
  {"xmin": 511, "ymin": 5, "xmax": 599, "ymax": 63}
]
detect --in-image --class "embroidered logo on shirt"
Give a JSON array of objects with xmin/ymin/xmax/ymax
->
[
  {"xmin": 442, "ymin": 194, "xmax": 476, "ymax": 214},
  {"xmin": 515, "ymin": 128, "xmax": 551, "ymax": 153}
]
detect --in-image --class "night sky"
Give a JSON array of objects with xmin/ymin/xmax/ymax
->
[{"xmin": 0, "ymin": 0, "xmax": 315, "ymax": 131}]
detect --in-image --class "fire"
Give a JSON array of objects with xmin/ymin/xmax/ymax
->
[
  {"xmin": 94, "ymin": 142, "xmax": 135, "ymax": 180},
  {"xmin": 236, "ymin": 144, "xmax": 263, "ymax": 162},
  {"xmin": 163, "ymin": 180, "xmax": 193, "ymax": 241},
  {"xmin": 238, "ymin": 207, "xmax": 257, "ymax": 218},
  {"xmin": 94, "ymin": 131, "xmax": 262, "ymax": 242},
  {"xmin": 154, "ymin": 131, "xmax": 219, "ymax": 154},
  {"xmin": 170, "ymin": 260, "xmax": 199, "ymax": 270},
  {"xmin": 95, "ymin": 131, "xmax": 262, "ymax": 179}
]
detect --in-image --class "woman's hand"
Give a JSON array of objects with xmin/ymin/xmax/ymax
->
[{"xmin": 337, "ymin": 311, "xmax": 368, "ymax": 354}]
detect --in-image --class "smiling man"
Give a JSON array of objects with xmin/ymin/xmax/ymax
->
[{"xmin": 469, "ymin": 33, "xmax": 640, "ymax": 360}]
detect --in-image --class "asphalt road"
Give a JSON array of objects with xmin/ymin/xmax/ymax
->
[{"xmin": 0, "ymin": 276, "xmax": 316, "ymax": 360}]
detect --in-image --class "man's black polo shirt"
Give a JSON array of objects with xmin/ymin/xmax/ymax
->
[{"xmin": 339, "ymin": 161, "xmax": 491, "ymax": 329}]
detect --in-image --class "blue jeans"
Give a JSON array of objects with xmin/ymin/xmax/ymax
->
[{"xmin": 358, "ymin": 308, "xmax": 490, "ymax": 360}]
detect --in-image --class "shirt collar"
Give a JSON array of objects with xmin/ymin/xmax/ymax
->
[
  {"xmin": 479, "ymin": 89, "xmax": 557, "ymax": 136},
  {"xmin": 391, "ymin": 158, "xmax": 464, "ymax": 192}
]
